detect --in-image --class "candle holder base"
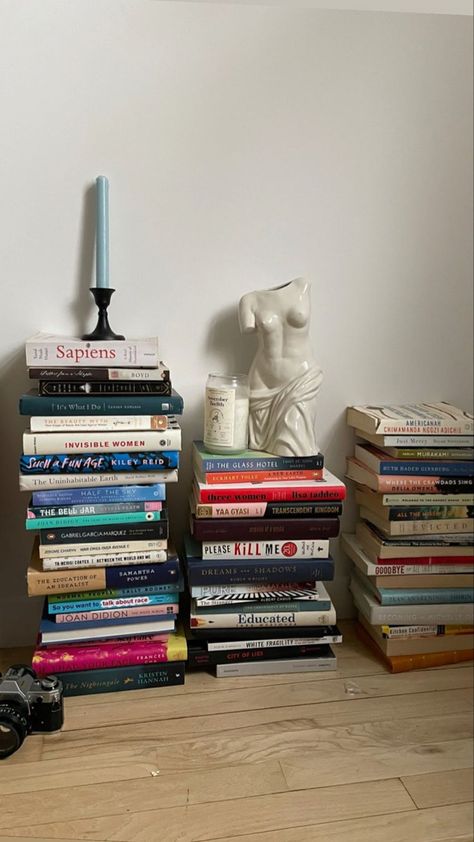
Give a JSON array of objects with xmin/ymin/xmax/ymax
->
[{"xmin": 82, "ymin": 288, "xmax": 125, "ymax": 341}]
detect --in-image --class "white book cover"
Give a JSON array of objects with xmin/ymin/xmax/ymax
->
[
  {"xmin": 25, "ymin": 333, "xmax": 159, "ymax": 368},
  {"xmin": 39, "ymin": 538, "xmax": 167, "ymax": 558},
  {"xmin": 42, "ymin": 550, "xmax": 167, "ymax": 570},
  {"xmin": 23, "ymin": 423, "xmax": 182, "ymax": 455},
  {"xmin": 207, "ymin": 631, "xmax": 343, "ymax": 651},
  {"xmin": 193, "ymin": 583, "xmax": 324, "ymax": 606},
  {"xmin": 19, "ymin": 469, "xmax": 178, "ymax": 491},
  {"xmin": 354, "ymin": 430, "xmax": 474, "ymax": 448},
  {"xmin": 347, "ymin": 402, "xmax": 473, "ymax": 435},
  {"xmin": 216, "ymin": 654, "xmax": 337, "ymax": 676},
  {"xmin": 190, "ymin": 605, "xmax": 337, "ymax": 629},
  {"xmin": 201, "ymin": 539, "xmax": 330, "ymax": 561},
  {"xmin": 30, "ymin": 415, "xmax": 170, "ymax": 432},
  {"xmin": 341, "ymin": 533, "xmax": 473, "ymax": 577},
  {"xmin": 40, "ymin": 619, "xmax": 175, "ymax": 644}
]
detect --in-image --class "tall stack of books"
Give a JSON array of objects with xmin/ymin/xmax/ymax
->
[
  {"xmin": 342, "ymin": 402, "xmax": 474, "ymax": 672},
  {"xmin": 183, "ymin": 442, "xmax": 346, "ymax": 676},
  {"xmin": 19, "ymin": 332, "xmax": 187, "ymax": 696}
]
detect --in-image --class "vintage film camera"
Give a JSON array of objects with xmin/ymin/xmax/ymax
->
[{"xmin": 0, "ymin": 664, "xmax": 64, "ymax": 758}]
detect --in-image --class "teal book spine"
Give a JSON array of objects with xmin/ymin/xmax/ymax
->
[
  {"xmin": 26, "ymin": 510, "xmax": 163, "ymax": 530},
  {"xmin": 19, "ymin": 390, "xmax": 184, "ymax": 416},
  {"xmin": 58, "ymin": 661, "xmax": 185, "ymax": 696},
  {"xmin": 377, "ymin": 587, "xmax": 474, "ymax": 606},
  {"xmin": 48, "ymin": 593, "xmax": 178, "ymax": 613}
]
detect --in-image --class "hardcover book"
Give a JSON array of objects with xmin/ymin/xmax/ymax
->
[
  {"xmin": 194, "ymin": 469, "xmax": 346, "ymax": 504},
  {"xmin": 200, "ymin": 538, "xmax": 330, "ymax": 561},
  {"xmin": 193, "ymin": 441, "xmax": 324, "ymax": 473},
  {"xmin": 215, "ymin": 651, "xmax": 337, "ymax": 676},
  {"xmin": 350, "ymin": 575, "xmax": 474, "ymax": 625},
  {"xmin": 27, "ymin": 553, "xmax": 180, "ymax": 595},
  {"xmin": 346, "ymin": 458, "xmax": 474, "ymax": 494},
  {"xmin": 38, "ymin": 380, "xmax": 172, "ymax": 396},
  {"xmin": 20, "ymin": 451, "xmax": 179, "ymax": 475},
  {"xmin": 31, "ymin": 484, "xmax": 166, "ymax": 506},
  {"xmin": 19, "ymin": 389, "xmax": 184, "ymax": 416},
  {"xmin": 347, "ymin": 402, "xmax": 473, "ymax": 436},
  {"xmin": 30, "ymin": 415, "xmax": 170, "ymax": 432},
  {"xmin": 39, "ymin": 519, "xmax": 168, "ymax": 545},
  {"xmin": 354, "ymin": 443, "xmax": 474, "ymax": 477},
  {"xmin": 353, "ymin": 430, "xmax": 474, "ymax": 449},
  {"xmin": 20, "ymin": 469, "xmax": 178, "ymax": 491},
  {"xmin": 23, "ymin": 422, "xmax": 182, "ymax": 455},
  {"xmin": 29, "ymin": 364, "xmax": 170, "ymax": 382},
  {"xmin": 192, "ymin": 499, "xmax": 343, "ymax": 519},
  {"xmin": 191, "ymin": 583, "xmax": 323, "ymax": 606},
  {"xmin": 25, "ymin": 333, "xmax": 160, "ymax": 368},
  {"xmin": 53, "ymin": 661, "xmax": 185, "ymax": 696},
  {"xmin": 191, "ymin": 516, "xmax": 340, "ymax": 542}
]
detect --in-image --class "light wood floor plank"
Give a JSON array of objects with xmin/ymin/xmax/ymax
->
[
  {"xmin": 0, "ymin": 779, "xmax": 415, "ymax": 841},
  {"xmin": 401, "ymin": 767, "xmax": 474, "ymax": 808},
  {"xmin": 198, "ymin": 803, "xmax": 474, "ymax": 842}
]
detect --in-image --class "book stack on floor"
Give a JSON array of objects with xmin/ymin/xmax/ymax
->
[
  {"xmin": 342, "ymin": 402, "xmax": 474, "ymax": 673},
  {"xmin": 183, "ymin": 442, "xmax": 346, "ymax": 676},
  {"xmin": 19, "ymin": 332, "xmax": 187, "ymax": 695}
]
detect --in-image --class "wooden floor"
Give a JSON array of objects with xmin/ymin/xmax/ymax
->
[{"xmin": 0, "ymin": 621, "xmax": 472, "ymax": 842}]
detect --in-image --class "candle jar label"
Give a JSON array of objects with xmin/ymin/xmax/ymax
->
[{"xmin": 204, "ymin": 387, "xmax": 236, "ymax": 447}]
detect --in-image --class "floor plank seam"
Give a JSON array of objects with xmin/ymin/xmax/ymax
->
[{"xmin": 398, "ymin": 776, "xmax": 420, "ymax": 810}]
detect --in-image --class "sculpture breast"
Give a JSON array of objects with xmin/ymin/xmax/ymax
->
[{"xmin": 238, "ymin": 277, "xmax": 323, "ymax": 457}]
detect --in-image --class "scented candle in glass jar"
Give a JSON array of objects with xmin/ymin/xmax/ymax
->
[{"xmin": 204, "ymin": 374, "xmax": 249, "ymax": 454}]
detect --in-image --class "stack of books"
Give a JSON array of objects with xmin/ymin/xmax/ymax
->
[
  {"xmin": 342, "ymin": 402, "xmax": 474, "ymax": 672},
  {"xmin": 19, "ymin": 332, "xmax": 187, "ymax": 695},
  {"xmin": 183, "ymin": 442, "xmax": 346, "ymax": 676}
]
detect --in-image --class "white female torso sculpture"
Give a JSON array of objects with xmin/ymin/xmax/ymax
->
[{"xmin": 238, "ymin": 278, "xmax": 323, "ymax": 457}]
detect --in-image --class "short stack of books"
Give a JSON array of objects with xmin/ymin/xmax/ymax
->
[
  {"xmin": 19, "ymin": 332, "xmax": 187, "ymax": 695},
  {"xmin": 183, "ymin": 442, "xmax": 346, "ymax": 676},
  {"xmin": 342, "ymin": 402, "xmax": 474, "ymax": 672}
]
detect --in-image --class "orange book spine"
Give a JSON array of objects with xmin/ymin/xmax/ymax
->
[
  {"xmin": 356, "ymin": 622, "xmax": 474, "ymax": 673},
  {"xmin": 205, "ymin": 469, "xmax": 323, "ymax": 485}
]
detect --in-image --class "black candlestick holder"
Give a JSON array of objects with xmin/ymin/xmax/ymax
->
[{"xmin": 82, "ymin": 287, "xmax": 125, "ymax": 341}]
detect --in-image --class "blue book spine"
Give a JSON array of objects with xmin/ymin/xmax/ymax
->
[
  {"xmin": 48, "ymin": 594, "xmax": 178, "ymax": 613},
  {"xmin": 58, "ymin": 661, "xmax": 185, "ymax": 696},
  {"xmin": 19, "ymin": 390, "xmax": 184, "ymax": 416},
  {"xmin": 26, "ymin": 511, "xmax": 163, "ymax": 530},
  {"xmin": 185, "ymin": 557, "xmax": 334, "ymax": 585},
  {"xmin": 31, "ymin": 484, "xmax": 166, "ymax": 505},
  {"xmin": 48, "ymin": 584, "xmax": 181, "ymax": 603},
  {"xmin": 40, "ymin": 614, "xmax": 176, "ymax": 632},
  {"xmin": 379, "ymin": 460, "xmax": 474, "ymax": 476},
  {"xmin": 20, "ymin": 452, "xmax": 179, "ymax": 475},
  {"xmin": 378, "ymin": 587, "xmax": 474, "ymax": 605}
]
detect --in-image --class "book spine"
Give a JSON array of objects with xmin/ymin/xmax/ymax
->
[
  {"xmin": 26, "ymin": 511, "xmax": 163, "ymax": 530},
  {"xmin": 388, "ymin": 448, "xmax": 474, "ymax": 460},
  {"xmin": 49, "ymin": 594, "xmax": 177, "ymax": 612},
  {"xmin": 381, "ymin": 623, "xmax": 474, "ymax": 638},
  {"xmin": 206, "ymin": 632, "xmax": 343, "ymax": 651},
  {"xmin": 376, "ymin": 475, "xmax": 474, "ymax": 493},
  {"xmin": 201, "ymin": 539, "xmax": 330, "ymax": 561},
  {"xmin": 53, "ymin": 604, "xmax": 178, "ymax": 623},
  {"xmin": 190, "ymin": 608, "xmax": 336, "ymax": 629},
  {"xmin": 25, "ymin": 338, "xmax": 159, "ymax": 368},
  {"xmin": 360, "ymin": 511, "xmax": 474, "ymax": 536},
  {"xmin": 388, "ymin": 649, "xmax": 474, "ymax": 673},
  {"xmin": 188, "ymin": 643, "xmax": 332, "ymax": 667},
  {"xmin": 380, "ymin": 493, "xmax": 474, "ymax": 506},
  {"xmin": 192, "ymin": 518, "xmax": 340, "ymax": 542},
  {"xmin": 193, "ymin": 501, "xmax": 343, "ymax": 519},
  {"xmin": 27, "ymin": 560, "xmax": 180, "ymax": 596},
  {"xmin": 360, "ymin": 562, "xmax": 473, "ymax": 576},
  {"xmin": 33, "ymin": 641, "xmax": 185, "ymax": 674},
  {"xmin": 38, "ymin": 381, "xmax": 172, "ymax": 396},
  {"xmin": 29, "ymin": 366, "xmax": 169, "ymax": 381},
  {"xmin": 203, "ymin": 469, "xmax": 323, "ymax": 485},
  {"xmin": 215, "ymin": 656, "xmax": 336, "ymax": 676},
  {"xmin": 39, "ymin": 520, "xmax": 168, "ymax": 546},
  {"xmin": 31, "ymin": 484, "xmax": 166, "ymax": 505},
  {"xmin": 199, "ymin": 598, "xmax": 332, "ymax": 615},
  {"xmin": 57, "ymin": 661, "xmax": 185, "ymax": 696},
  {"xmin": 378, "ymin": 435, "xmax": 474, "ymax": 447},
  {"xmin": 386, "ymin": 506, "xmax": 473, "ymax": 521},
  {"xmin": 19, "ymin": 392, "xmax": 184, "ymax": 416},
  {"xmin": 41, "ymin": 550, "xmax": 167, "ymax": 569},
  {"xmin": 39, "ymin": 539, "xmax": 168, "ymax": 557},
  {"xmin": 23, "ymin": 429, "xmax": 182, "ymax": 455},
  {"xmin": 48, "ymin": 584, "xmax": 180, "ymax": 602},
  {"xmin": 198, "ymin": 485, "xmax": 346, "ymax": 503},
  {"xmin": 28, "ymin": 501, "xmax": 164, "ymax": 518},
  {"xmin": 20, "ymin": 470, "xmax": 178, "ymax": 491},
  {"xmin": 30, "ymin": 416, "xmax": 169, "ymax": 432},
  {"xmin": 185, "ymin": 558, "xmax": 334, "ymax": 585},
  {"xmin": 378, "ymin": 589, "xmax": 474, "ymax": 606},
  {"xmin": 20, "ymin": 451, "xmax": 179, "ymax": 475},
  {"xmin": 377, "ymin": 460, "xmax": 474, "ymax": 477},
  {"xmin": 199, "ymin": 453, "xmax": 324, "ymax": 471}
]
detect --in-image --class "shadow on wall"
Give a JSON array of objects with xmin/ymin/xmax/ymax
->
[
  {"xmin": 69, "ymin": 184, "xmax": 96, "ymax": 336},
  {"xmin": 0, "ymin": 352, "xmax": 42, "ymax": 647},
  {"xmin": 168, "ymin": 302, "xmax": 256, "ymax": 553}
]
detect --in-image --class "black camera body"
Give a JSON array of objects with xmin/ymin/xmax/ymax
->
[{"xmin": 0, "ymin": 664, "xmax": 64, "ymax": 758}]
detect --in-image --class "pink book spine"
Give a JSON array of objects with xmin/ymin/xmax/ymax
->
[
  {"xmin": 55, "ymin": 604, "xmax": 178, "ymax": 623},
  {"xmin": 33, "ymin": 640, "xmax": 174, "ymax": 673}
]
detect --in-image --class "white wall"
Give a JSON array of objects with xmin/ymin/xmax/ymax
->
[{"xmin": 0, "ymin": 1, "xmax": 472, "ymax": 646}]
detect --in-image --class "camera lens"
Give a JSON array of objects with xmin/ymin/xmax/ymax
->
[{"xmin": 0, "ymin": 705, "xmax": 28, "ymax": 759}]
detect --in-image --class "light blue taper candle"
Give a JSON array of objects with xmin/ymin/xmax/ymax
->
[{"xmin": 96, "ymin": 175, "xmax": 109, "ymax": 288}]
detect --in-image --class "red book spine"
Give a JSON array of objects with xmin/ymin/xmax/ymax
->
[
  {"xmin": 198, "ymin": 485, "xmax": 346, "ymax": 504},
  {"xmin": 204, "ymin": 469, "xmax": 323, "ymax": 485}
]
